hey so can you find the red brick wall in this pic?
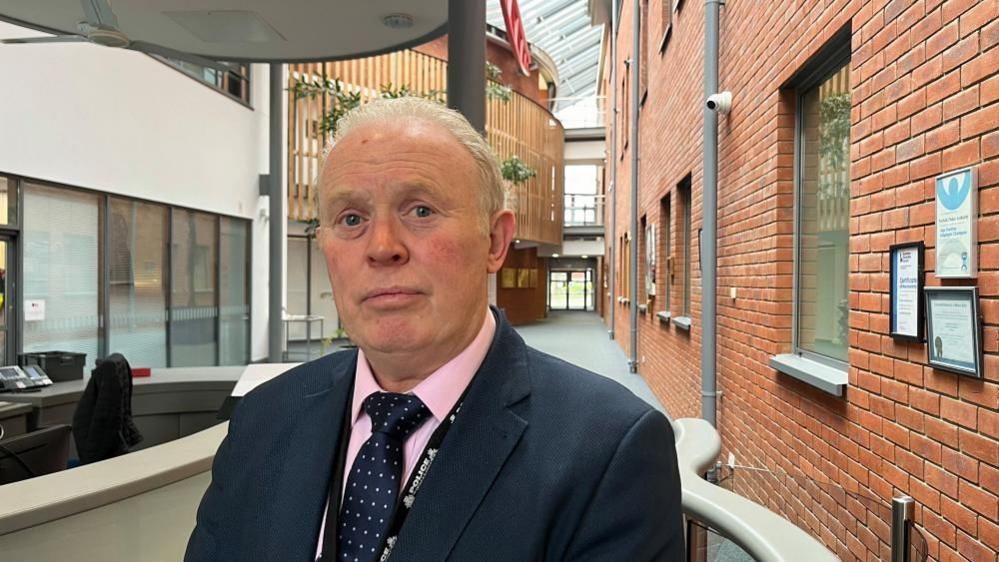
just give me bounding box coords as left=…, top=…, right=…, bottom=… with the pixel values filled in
left=605, top=0, right=997, bottom=560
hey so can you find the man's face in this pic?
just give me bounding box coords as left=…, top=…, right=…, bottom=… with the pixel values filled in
left=317, top=120, right=512, bottom=370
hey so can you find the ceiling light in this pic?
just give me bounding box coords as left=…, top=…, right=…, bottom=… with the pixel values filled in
left=383, top=13, right=414, bottom=29
left=552, top=253, right=560, bottom=258
left=515, top=239, right=521, bottom=244
left=581, top=255, right=588, bottom=259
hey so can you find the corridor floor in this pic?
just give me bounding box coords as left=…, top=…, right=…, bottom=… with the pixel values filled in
left=287, top=310, right=666, bottom=417
left=513, top=311, right=667, bottom=417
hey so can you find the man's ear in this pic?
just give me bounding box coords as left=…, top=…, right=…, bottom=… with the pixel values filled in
left=486, top=210, right=516, bottom=273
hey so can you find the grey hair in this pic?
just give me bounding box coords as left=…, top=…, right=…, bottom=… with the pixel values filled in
left=318, top=96, right=505, bottom=226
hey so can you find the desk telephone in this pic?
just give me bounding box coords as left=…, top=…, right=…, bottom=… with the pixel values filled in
left=0, top=365, right=54, bottom=392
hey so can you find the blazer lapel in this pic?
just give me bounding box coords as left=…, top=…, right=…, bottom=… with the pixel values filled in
left=389, top=311, right=531, bottom=561
left=259, top=352, right=356, bottom=560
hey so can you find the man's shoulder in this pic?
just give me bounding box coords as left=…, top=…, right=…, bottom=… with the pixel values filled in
left=520, top=346, right=656, bottom=420
left=237, top=350, right=356, bottom=413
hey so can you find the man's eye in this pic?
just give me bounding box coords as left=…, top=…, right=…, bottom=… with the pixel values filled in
left=340, top=213, right=363, bottom=227
left=411, top=205, right=434, bottom=218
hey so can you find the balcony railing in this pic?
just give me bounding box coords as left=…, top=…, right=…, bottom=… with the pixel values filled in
left=549, top=96, right=606, bottom=130
left=287, top=53, right=564, bottom=246
left=564, top=193, right=604, bottom=227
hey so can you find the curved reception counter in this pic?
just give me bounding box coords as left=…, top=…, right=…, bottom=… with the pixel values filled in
left=0, top=368, right=839, bottom=562
left=0, top=366, right=271, bottom=561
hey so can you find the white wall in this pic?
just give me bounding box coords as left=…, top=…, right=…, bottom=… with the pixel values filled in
left=0, top=21, right=277, bottom=361
left=564, top=139, right=606, bottom=163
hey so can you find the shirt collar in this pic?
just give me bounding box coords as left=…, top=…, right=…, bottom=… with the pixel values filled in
left=351, top=308, right=496, bottom=424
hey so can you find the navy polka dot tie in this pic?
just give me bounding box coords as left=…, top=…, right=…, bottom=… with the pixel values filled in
left=336, top=392, right=431, bottom=562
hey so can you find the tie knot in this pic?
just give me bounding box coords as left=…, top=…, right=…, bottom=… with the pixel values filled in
left=362, top=392, right=431, bottom=440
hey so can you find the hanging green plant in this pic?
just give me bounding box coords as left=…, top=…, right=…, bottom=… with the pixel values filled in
left=485, top=62, right=513, bottom=102
left=501, top=155, right=537, bottom=185
left=291, top=77, right=362, bottom=136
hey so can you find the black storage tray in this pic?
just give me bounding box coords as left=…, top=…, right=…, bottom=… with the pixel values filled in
left=19, top=351, right=86, bottom=382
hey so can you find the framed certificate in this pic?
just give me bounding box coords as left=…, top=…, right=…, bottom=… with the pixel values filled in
left=934, top=167, right=977, bottom=278
left=924, top=287, right=982, bottom=378
left=889, top=242, right=924, bottom=342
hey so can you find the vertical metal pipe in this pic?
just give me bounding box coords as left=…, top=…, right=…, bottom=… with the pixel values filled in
left=891, top=495, right=914, bottom=562
left=608, top=0, right=618, bottom=339
left=268, top=63, right=285, bottom=363
left=99, top=195, right=110, bottom=361
left=447, top=0, right=486, bottom=132
left=701, top=0, right=722, bottom=425
left=628, top=0, right=640, bottom=373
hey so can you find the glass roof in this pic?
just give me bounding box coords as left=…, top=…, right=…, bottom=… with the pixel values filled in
left=486, top=0, right=604, bottom=101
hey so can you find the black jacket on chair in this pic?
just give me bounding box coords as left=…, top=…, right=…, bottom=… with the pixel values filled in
left=72, top=353, right=143, bottom=464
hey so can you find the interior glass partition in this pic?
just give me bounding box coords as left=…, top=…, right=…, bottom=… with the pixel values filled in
left=219, top=217, right=249, bottom=365
left=108, top=198, right=169, bottom=367
left=22, top=184, right=102, bottom=369
left=169, top=210, right=218, bottom=367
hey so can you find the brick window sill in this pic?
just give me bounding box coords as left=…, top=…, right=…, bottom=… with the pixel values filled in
left=770, top=353, right=847, bottom=397
left=672, top=316, right=692, bottom=331
left=656, top=310, right=671, bottom=324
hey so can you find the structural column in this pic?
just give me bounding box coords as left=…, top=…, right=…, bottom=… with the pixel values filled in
left=447, top=0, right=486, bottom=132
left=268, top=63, right=285, bottom=362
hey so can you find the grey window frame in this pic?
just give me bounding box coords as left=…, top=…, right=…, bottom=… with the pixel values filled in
left=10, top=174, right=252, bottom=367
left=790, top=33, right=851, bottom=371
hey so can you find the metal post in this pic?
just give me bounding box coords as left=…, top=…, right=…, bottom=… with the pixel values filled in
left=891, top=495, right=914, bottom=562
left=701, top=0, right=723, bottom=425
left=608, top=0, right=618, bottom=340
left=268, top=63, right=285, bottom=363
left=447, top=0, right=486, bottom=132
left=628, top=0, right=640, bottom=374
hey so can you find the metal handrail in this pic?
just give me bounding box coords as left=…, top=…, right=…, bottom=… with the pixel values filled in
left=674, top=418, right=840, bottom=562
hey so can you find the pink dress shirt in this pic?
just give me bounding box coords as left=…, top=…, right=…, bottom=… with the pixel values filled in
left=315, top=309, right=496, bottom=558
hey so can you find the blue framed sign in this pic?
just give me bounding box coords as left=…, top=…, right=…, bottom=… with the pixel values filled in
left=924, top=287, right=982, bottom=378
left=935, top=167, right=977, bottom=278
left=890, top=242, right=924, bottom=342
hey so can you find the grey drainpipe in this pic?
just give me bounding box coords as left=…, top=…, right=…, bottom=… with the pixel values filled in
left=702, top=0, right=723, bottom=425
left=628, top=0, right=640, bottom=373
left=608, top=0, right=618, bottom=340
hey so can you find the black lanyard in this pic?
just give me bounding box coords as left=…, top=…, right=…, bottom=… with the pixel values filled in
left=319, top=393, right=466, bottom=561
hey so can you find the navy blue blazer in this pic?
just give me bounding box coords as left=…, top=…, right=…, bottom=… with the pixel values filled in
left=186, top=311, right=683, bottom=561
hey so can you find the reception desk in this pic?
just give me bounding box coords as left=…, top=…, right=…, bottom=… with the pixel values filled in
left=0, top=402, right=32, bottom=439
left=0, top=367, right=258, bottom=561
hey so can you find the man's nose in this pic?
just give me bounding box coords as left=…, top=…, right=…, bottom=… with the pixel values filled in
left=366, top=216, right=409, bottom=265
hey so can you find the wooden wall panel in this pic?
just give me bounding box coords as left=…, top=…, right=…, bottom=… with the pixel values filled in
left=287, top=52, right=564, bottom=246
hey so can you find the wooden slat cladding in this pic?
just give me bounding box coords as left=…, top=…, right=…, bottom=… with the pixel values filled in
left=287, top=51, right=564, bottom=246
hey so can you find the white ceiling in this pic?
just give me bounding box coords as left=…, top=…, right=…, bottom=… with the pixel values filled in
left=0, top=0, right=449, bottom=61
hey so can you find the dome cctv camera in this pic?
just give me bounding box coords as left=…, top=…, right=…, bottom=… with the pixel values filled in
left=706, top=91, right=732, bottom=114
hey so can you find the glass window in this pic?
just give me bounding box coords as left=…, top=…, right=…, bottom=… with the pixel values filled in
left=796, top=63, right=850, bottom=363
left=0, top=176, right=16, bottom=225
left=219, top=217, right=249, bottom=365
left=108, top=198, right=169, bottom=367
left=564, top=165, right=602, bottom=226
left=155, top=58, right=251, bottom=104
left=678, top=176, right=691, bottom=316
left=170, top=210, right=218, bottom=367
left=23, top=184, right=101, bottom=369
left=660, top=194, right=671, bottom=313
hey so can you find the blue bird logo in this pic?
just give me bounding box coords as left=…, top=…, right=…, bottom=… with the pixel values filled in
left=937, top=174, right=970, bottom=211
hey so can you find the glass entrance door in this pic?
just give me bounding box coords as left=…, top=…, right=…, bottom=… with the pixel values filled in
left=549, top=269, right=595, bottom=311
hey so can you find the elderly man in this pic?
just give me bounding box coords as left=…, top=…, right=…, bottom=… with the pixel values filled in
left=186, top=97, right=683, bottom=561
